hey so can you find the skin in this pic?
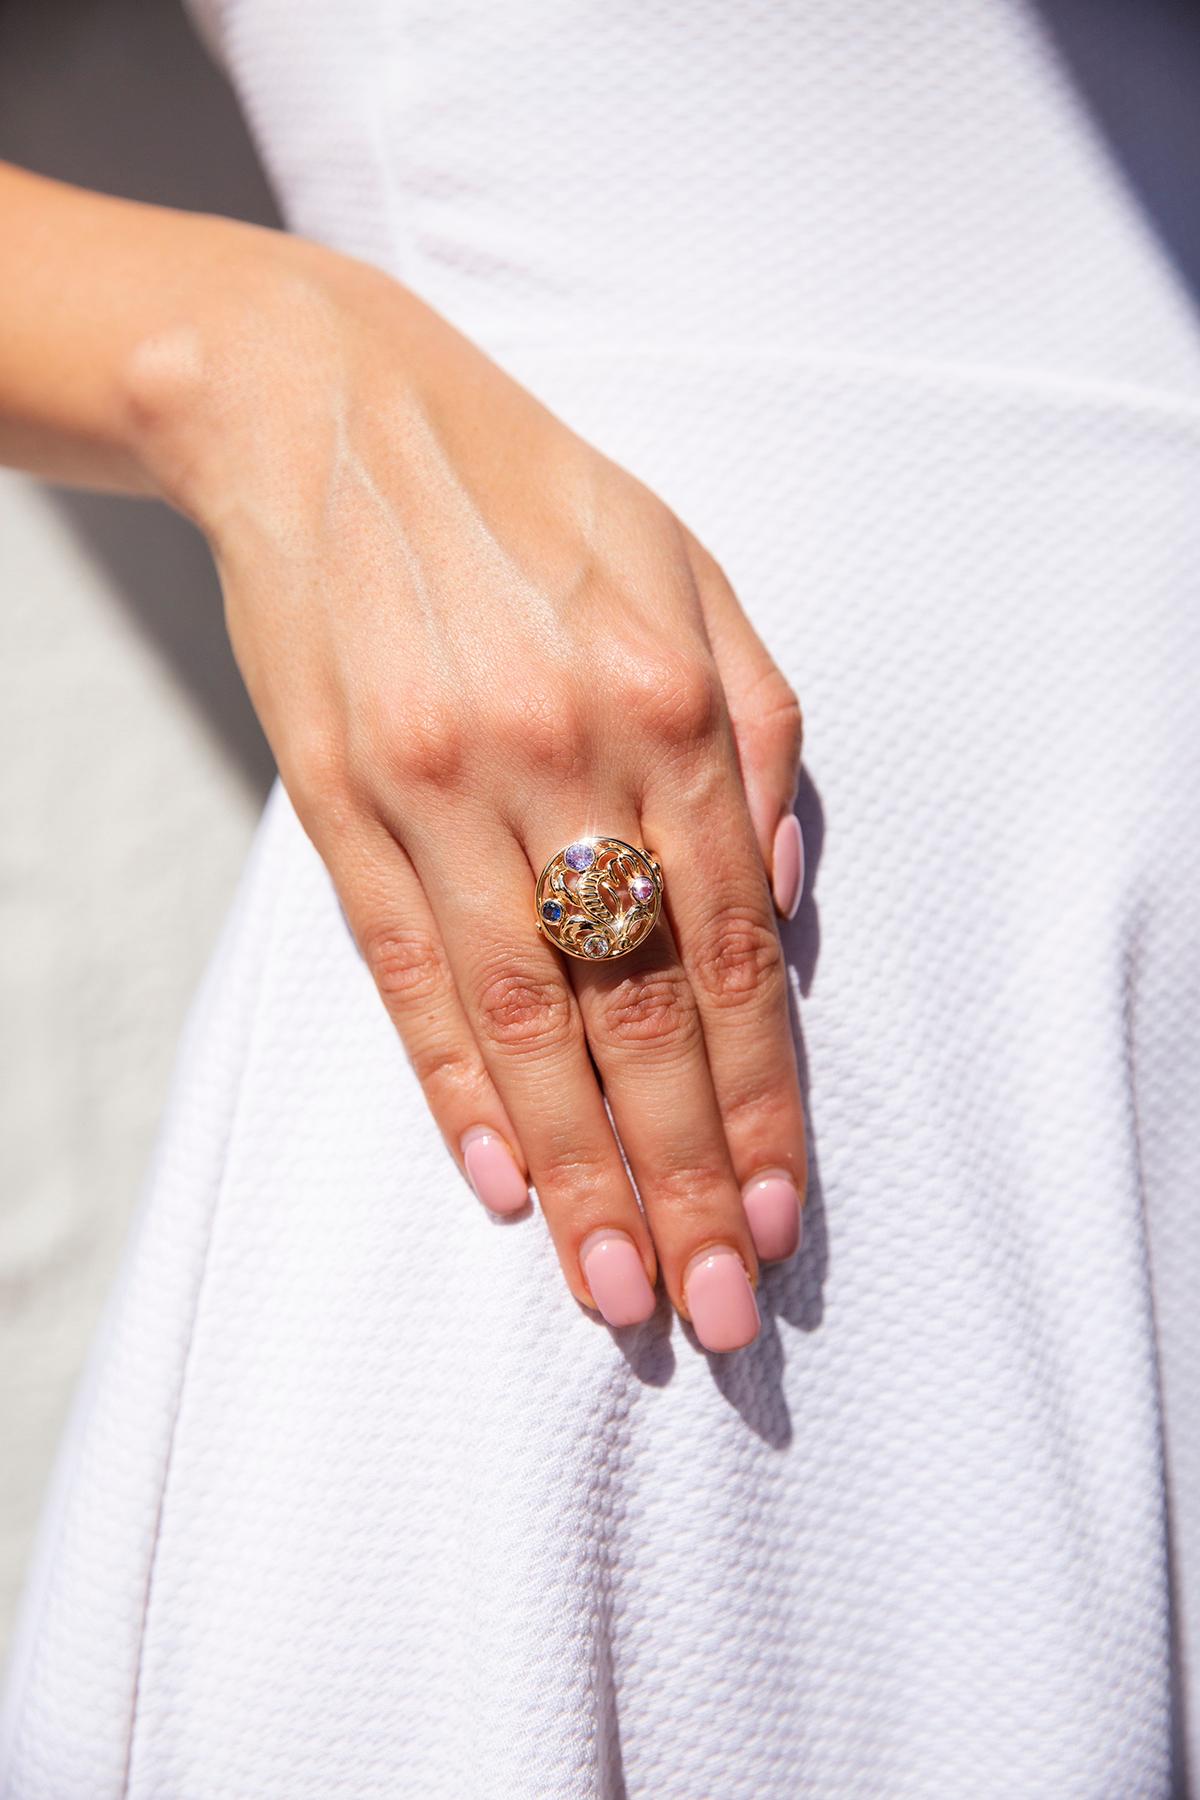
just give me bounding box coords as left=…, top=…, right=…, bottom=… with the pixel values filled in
left=0, top=161, right=807, bottom=1342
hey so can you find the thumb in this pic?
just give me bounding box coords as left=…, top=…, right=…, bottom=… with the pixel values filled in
left=684, top=529, right=806, bottom=921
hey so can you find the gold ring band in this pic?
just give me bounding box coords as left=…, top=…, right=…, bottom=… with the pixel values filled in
left=534, top=835, right=664, bottom=961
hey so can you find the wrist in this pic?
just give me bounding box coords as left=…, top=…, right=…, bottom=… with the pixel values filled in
left=119, top=222, right=370, bottom=534
left=0, top=165, right=347, bottom=505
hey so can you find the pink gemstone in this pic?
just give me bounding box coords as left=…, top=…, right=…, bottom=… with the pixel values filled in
left=630, top=875, right=655, bottom=904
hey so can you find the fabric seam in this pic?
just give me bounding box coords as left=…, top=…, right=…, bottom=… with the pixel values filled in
left=477, top=335, right=1200, bottom=430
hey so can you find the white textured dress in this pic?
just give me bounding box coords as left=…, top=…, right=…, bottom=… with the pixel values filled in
left=4, top=3, right=1200, bottom=1795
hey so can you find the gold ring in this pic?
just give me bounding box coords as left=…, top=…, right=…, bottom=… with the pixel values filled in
left=534, top=835, right=664, bottom=961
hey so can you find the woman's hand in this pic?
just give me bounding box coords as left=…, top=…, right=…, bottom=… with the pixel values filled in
left=128, top=237, right=808, bottom=1352
left=0, top=168, right=807, bottom=1352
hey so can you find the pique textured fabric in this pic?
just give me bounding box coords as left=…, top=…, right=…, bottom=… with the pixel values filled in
left=5, top=2, right=1200, bottom=1795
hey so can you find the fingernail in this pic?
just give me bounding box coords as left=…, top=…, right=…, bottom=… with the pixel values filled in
left=742, top=1169, right=803, bottom=1262
left=461, top=1126, right=529, bottom=1216
left=579, top=1229, right=657, bottom=1327
left=772, top=813, right=805, bottom=920
left=683, top=1247, right=760, bottom=1353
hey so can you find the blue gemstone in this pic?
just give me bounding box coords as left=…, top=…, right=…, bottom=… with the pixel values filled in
left=541, top=899, right=564, bottom=923
left=565, top=841, right=595, bottom=872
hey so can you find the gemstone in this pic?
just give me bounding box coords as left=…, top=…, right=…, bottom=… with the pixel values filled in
left=564, top=841, right=595, bottom=872
left=630, top=875, right=655, bottom=905
left=541, top=899, right=564, bottom=923
left=583, top=933, right=609, bottom=958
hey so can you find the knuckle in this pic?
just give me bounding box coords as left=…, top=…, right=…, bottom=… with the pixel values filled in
left=626, top=652, right=724, bottom=750
left=651, top=1157, right=735, bottom=1216
left=719, top=1072, right=794, bottom=1137
left=751, top=669, right=804, bottom=761
left=760, top=672, right=804, bottom=752
left=407, top=1037, right=482, bottom=1096
left=532, top=1144, right=618, bottom=1204
left=691, top=908, right=785, bottom=1009
left=289, top=727, right=353, bottom=822
left=360, top=923, right=449, bottom=1011
left=591, top=964, right=701, bottom=1054
left=684, top=529, right=726, bottom=589
left=372, top=687, right=467, bottom=789
left=491, top=688, right=589, bottom=782
left=472, top=959, right=574, bottom=1054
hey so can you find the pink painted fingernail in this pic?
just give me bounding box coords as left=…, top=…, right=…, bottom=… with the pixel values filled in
left=461, top=1127, right=529, bottom=1216
left=683, top=1247, right=760, bottom=1353
left=579, top=1229, right=657, bottom=1327
left=742, top=1169, right=803, bottom=1262
left=772, top=813, right=805, bottom=920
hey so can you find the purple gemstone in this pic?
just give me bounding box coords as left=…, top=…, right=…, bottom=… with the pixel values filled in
left=630, top=875, right=655, bottom=905
left=565, top=841, right=595, bottom=872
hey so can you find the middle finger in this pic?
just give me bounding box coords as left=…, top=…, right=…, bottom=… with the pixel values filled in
left=545, top=818, right=763, bottom=1353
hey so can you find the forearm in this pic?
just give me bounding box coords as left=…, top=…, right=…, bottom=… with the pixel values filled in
left=0, top=158, right=560, bottom=551
left=0, top=161, right=285, bottom=498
